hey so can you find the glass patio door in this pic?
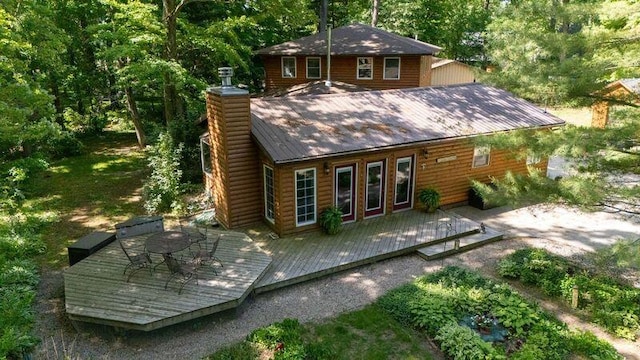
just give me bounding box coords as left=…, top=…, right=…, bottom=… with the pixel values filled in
left=393, top=156, right=414, bottom=211
left=335, top=164, right=356, bottom=222
left=365, top=160, right=386, bottom=217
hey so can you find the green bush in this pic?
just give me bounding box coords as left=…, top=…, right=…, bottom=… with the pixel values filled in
left=410, top=288, right=459, bottom=335
left=47, top=131, right=84, bottom=159
left=566, top=331, right=622, bottom=360
left=501, top=248, right=640, bottom=341
left=418, top=188, right=441, bottom=212
left=319, top=206, right=343, bottom=235
left=142, top=132, right=186, bottom=214
left=434, top=322, right=500, bottom=360
left=376, top=283, right=422, bottom=326
left=489, top=291, right=540, bottom=337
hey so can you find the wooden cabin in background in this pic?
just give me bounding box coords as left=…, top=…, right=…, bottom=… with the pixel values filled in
left=202, top=69, right=564, bottom=236
left=255, top=23, right=441, bottom=92
left=591, top=78, right=640, bottom=128
left=430, top=57, right=477, bottom=86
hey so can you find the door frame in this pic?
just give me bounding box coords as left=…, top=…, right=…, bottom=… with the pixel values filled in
left=393, top=155, right=415, bottom=211
left=334, top=163, right=357, bottom=222
left=364, top=159, right=386, bottom=218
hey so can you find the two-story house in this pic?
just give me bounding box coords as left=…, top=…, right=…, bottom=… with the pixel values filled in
left=255, top=23, right=441, bottom=92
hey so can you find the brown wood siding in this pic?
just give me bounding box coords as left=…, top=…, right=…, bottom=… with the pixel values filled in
left=206, top=91, right=262, bottom=229
left=431, top=63, right=476, bottom=86
left=272, top=138, right=546, bottom=236
left=263, top=55, right=427, bottom=92
left=419, top=56, right=433, bottom=86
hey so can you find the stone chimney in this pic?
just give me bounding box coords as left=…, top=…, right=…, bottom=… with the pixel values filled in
left=206, top=68, right=262, bottom=229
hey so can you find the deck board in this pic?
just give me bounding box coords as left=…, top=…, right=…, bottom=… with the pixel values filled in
left=64, top=209, right=489, bottom=331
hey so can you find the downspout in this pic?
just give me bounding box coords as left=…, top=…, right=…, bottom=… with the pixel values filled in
left=325, top=25, right=332, bottom=88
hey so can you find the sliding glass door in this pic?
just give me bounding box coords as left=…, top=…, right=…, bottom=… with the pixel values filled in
left=393, top=156, right=414, bottom=211
left=335, top=164, right=356, bottom=222
left=365, top=160, right=386, bottom=217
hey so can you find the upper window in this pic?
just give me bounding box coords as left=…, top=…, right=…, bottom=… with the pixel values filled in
left=306, top=57, right=321, bottom=79
left=264, top=165, right=275, bottom=223
left=472, top=146, right=491, bottom=168
left=200, top=136, right=212, bottom=174
left=357, top=57, right=373, bottom=80
left=295, top=168, right=316, bottom=226
left=383, top=57, right=401, bottom=80
left=281, top=57, right=296, bottom=78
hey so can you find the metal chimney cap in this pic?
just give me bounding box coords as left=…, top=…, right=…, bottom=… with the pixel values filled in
left=218, top=67, right=233, bottom=87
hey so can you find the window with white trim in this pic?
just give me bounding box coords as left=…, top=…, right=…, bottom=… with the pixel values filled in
left=295, top=168, right=316, bottom=226
left=306, top=57, right=321, bottom=79
left=281, top=56, right=296, bottom=78
left=472, top=146, right=491, bottom=168
left=357, top=57, right=373, bottom=79
left=264, top=165, right=275, bottom=223
left=526, top=154, right=541, bottom=165
left=200, top=136, right=212, bottom=174
left=383, top=57, right=400, bottom=80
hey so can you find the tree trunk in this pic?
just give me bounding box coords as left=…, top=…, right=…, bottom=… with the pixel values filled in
left=371, top=0, right=380, bottom=27
left=319, top=0, right=328, bottom=33
left=125, top=86, right=146, bottom=149
left=163, top=0, right=178, bottom=125
left=50, top=76, right=65, bottom=128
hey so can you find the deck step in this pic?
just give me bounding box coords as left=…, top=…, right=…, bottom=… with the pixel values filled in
left=416, top=226, right=504, bottom=260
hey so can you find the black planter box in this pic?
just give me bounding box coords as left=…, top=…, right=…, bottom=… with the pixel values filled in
left=468, top=186, right=499, bottom=210
left=68, top=231, right=116, bottom=266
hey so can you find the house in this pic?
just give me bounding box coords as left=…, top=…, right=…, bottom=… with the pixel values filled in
left=201, top=69, right=565, bottom=236
left=430, top=57, right=477, bottom=86
left=591, top=78, right=640, bottom=128
left=255, top=23, right=441, bottom=92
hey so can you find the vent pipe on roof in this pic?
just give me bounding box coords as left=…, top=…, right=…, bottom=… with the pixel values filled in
left=219, top=67, right=233, bottom=87
left=325, top=26, right=332, bottom=88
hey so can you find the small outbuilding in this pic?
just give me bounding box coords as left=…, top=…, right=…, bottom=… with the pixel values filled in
left=591, top=78, right=640, bottom=128
left=430, top=57, right=477, bottom=86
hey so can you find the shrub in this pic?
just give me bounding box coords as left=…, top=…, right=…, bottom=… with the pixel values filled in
left=566, top=331, right=623, bottom=360
left=435, top=322, right=500, bottom=360
left=376, top=283, right=422, bottom=326
left=319, top=206, right=343, bottom=235
left=47, top=131, right=84, bottom=159
left=410, top=288, right=459, bottom=335
left=142, top=132, right=186, bottom=214
left=489, top=291, right=540, bottom=337
left=418, top=188, right=440, bottom=212
left=498, top=248, right=568, bottom=296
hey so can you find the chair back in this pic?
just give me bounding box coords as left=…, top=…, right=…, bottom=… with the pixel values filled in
left=210, top=236, right=220, bottom=254
left=119, top=240, right=135, bottom=262
left=164, top=254, right=181, bottom=274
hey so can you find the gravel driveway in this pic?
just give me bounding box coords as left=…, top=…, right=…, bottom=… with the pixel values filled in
left=33, top=204, right=640, bottom=359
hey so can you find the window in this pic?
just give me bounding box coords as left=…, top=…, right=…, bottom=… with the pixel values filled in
left=200, top=136, right=212, bottom=174
left=295, top=168, right=316, bottom=226
left=472, top=146, right=491, bottom=168
left=264, top=165, right=275, bottom=223
left=526, top=154, right=541, bottom=165
left=393, top=156, right=413, bottom=210
left=306, top=57, right=321, bottom=79
left=281, top=57, right=296, bottom=78
left=383, top=57, right=400, bottom=80
left=357, top=57, right=373, bottom=79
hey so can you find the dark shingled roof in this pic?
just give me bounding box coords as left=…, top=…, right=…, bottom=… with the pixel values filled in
left=250, top=83, right=565, bottom=164
left=255, top=23, right=441, bottom=56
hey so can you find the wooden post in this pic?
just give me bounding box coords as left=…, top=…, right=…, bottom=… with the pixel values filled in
left=571, top=285, right=579, bottom=309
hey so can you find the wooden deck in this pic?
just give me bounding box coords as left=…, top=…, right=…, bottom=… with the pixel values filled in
left=250, top=209, right=480, bottom=293
left=64, top=209, right=487, bottom=331
left=64, top=230, right=272, bottom=331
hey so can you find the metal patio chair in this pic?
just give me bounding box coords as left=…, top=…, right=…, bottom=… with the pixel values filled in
left=189, top=234, right=223, bottom=275
left=119, top=239, right=153, bottom=282
left=163, top=254, right=200, bottom=294
left=179, top=219, right=207, bottom=244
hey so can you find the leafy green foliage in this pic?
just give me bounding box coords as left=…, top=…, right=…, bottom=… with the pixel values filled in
left=435, top=322, right=501, bottom=360
left=142, top=132, right=185, bottom=214
left=500, top=248, right=640, bottom=340
left=319, top=206, right=343, bottom=235
left=418, top=188, right=441, bottom=212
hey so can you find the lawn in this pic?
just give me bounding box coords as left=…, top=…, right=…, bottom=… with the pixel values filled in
left=25, top=131, right=147, bottom=267
left=547, top=106, right=592, bottom=127
left=208, top=306, right=439, bottom=360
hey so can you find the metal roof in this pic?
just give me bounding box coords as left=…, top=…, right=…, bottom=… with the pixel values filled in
left=620, top=78, right=640, bottom=95
left=250, top=83, right=565, bottom=164
left=255, top=23, right=441, bottom=56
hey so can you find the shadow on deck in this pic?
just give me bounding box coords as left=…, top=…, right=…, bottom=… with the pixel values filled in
left=64, top=209, right=501, bottom=331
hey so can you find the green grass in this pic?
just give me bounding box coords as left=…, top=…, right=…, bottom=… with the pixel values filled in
left=24, top=131, right=147, bottom=267
left=208, top=306, right=437, bottom=360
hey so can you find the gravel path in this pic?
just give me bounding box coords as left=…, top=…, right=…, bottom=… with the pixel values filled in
left=33, top=205, right=640, bottom=359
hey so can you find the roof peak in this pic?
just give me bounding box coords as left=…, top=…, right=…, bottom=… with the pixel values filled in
left=255, top=23, right=441, bottom=56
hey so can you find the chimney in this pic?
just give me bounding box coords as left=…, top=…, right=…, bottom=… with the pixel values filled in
left=205, top=68, right=262, bottom=229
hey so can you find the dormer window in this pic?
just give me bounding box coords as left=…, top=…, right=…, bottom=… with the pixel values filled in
left=357, top=57, right=373, bottom=80
left=383, top=57, right=401, bottom=80
left=282, top=57, right=296, bottom=78
left=306, top=57, right=321, bottom=79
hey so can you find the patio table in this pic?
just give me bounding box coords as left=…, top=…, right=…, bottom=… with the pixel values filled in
left=146, top=231, right=191, bottom=268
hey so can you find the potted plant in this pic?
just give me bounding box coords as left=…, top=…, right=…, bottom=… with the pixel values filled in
left=418, top=188, right=441, bottom=213
left=320, top=206, right=343, bottom=235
